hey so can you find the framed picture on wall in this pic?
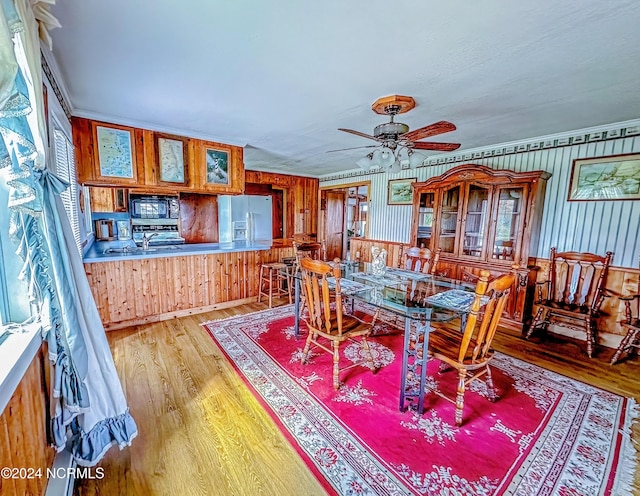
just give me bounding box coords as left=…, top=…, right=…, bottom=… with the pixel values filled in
left=94, top=124, right=135, bottom=179
left=156, top=134, right=188, bottom=184
left=388, top=178, right=416, bottom=205
left=568, top=153, right=640, bottom=201
left=205, top=147, right=230, bottom=185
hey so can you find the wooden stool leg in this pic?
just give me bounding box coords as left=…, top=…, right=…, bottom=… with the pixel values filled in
left=268, top=267, right=273, bottom=308
left=257, top=265, right=265, bottom=303
left=286, top=268, right=292, bottom=304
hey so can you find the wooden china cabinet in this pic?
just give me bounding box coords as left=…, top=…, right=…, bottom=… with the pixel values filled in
left=410, top=164, right=551, bottom=331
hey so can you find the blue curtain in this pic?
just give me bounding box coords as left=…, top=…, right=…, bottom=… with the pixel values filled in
left=0, top=0, right=137, bottom=466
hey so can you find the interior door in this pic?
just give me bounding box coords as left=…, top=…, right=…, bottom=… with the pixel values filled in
left=325, top=190, right=345, bottom=260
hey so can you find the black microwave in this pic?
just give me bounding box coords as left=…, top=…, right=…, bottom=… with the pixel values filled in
left=129, top=195, right=180, bottom=219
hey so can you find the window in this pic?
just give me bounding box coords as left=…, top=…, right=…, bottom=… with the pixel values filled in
left=0, top=169, right=32, bottom=325
left=53, top=127, right=82, bottom=255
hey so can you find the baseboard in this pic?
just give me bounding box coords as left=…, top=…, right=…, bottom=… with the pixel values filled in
left=103, top=296, right=258, bottom=331
left=45, top=450, right=75, bottom=496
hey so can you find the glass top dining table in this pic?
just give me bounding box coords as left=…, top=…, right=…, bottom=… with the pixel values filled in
left=290, top=261, right=477, bottom=413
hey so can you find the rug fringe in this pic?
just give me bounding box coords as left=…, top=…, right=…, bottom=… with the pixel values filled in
left=200, top=304, right=294, bottom=327
left=612, top=397, right=639, bottom=496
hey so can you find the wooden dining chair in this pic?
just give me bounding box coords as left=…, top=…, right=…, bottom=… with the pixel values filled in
left=427, top=270, right=515, bottom=426
left=299, top=257, right=377, bottom=390
left=399, top=246, right=440, bottom=274
left=525, top=248, right=613, bottom=358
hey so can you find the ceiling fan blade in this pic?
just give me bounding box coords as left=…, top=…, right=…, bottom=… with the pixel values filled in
left=412, top=141, right=461, bottom=151
left=402, top=121, right=457, bottom=142
left=338, top=128, right=381, bottom=141
left=326, top=145, right=378, bottom=153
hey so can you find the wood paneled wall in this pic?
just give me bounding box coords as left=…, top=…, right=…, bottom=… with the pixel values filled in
left=245, top=170, right=318, bottom=239
left=85, top=247, right=294, bottom=329
left=349, top=238, right=405, bottom=267
left=0, top=347, right=53, bottom=496
left=179, top=193, right=219, bottom=243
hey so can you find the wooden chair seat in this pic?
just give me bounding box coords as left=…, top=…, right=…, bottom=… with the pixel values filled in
left=312, top=313, right=372, bottom=340
left=543, top=301, right=591, bottom=315
left=427, top=327, right=481, bottom=364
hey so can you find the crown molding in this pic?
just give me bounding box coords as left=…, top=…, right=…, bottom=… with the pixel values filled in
left=41, top=48, right=73, bottom=119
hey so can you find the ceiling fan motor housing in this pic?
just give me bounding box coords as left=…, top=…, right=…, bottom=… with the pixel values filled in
left=374, top=121, right=410, bottom=139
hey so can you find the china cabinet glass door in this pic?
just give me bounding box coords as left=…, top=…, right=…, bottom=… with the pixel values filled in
left=491, top=186, right=525, bottom=261
left=462, top=184, right=490, bottom=258
left=437, top=186, right=460, bottom=254
left=417, top=191, right=435, bottom=248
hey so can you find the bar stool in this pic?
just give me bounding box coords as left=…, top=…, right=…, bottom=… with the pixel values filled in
left=258, top=262, right=292, bottom=308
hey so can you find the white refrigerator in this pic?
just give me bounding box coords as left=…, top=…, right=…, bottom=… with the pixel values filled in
left=218, top=195, right=273, bottom=243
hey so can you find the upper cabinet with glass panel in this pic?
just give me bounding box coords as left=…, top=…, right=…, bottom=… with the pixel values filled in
left=416, top=191, right=435, bottom=248
left=437, top=185, right=461, bottom=254
left=410, top=164, right=551, bottom=269
left=461, top=184, right=490, bottom=258
left=492, top=186, right=526, bottom=261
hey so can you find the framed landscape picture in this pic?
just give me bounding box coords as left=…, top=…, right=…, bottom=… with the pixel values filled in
left=388, top=178, right=416, bottom=205
left=205, top=147, right=230, bottom=185
left=568, top=153, right=640, bottom=201
left=157, top=134, right=188, bottom=184
left=94, top=124, right=135, bottom=179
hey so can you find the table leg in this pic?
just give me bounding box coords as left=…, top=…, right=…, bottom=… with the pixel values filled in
left=417, top=308, right=432, bottom=414
left=294, top=276, right=300, bottom=339
left=399, top=316, right=412, bottom=412
left=399, top=309, right=432, bottom=414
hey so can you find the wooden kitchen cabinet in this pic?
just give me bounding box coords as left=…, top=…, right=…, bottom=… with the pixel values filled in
left=89, top=187, right=128, bottom=213
left=191, top=139, right=245, bottom=194
left=73, top=117, right=245, bottom=194
left=74, top=119, right=144, bottom=186
left=410, top=164, right=551, bottom=330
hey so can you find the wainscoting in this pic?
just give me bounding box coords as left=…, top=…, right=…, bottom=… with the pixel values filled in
left=84, top=247, right=294, bottom=329
left=0, top=346, right=53, bottom=496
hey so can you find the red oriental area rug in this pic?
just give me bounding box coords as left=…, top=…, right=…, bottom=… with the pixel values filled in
left=202, top=306, right=638, bottom=496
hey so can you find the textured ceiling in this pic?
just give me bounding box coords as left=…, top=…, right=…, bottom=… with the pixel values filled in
left=48, top=0, right=640, bottom=177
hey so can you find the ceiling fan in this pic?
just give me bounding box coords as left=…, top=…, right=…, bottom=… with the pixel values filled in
left=333, top=95, right=461, bottom=171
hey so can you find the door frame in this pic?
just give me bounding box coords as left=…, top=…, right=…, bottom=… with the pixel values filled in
left=320, top=180, right=370, bottom=258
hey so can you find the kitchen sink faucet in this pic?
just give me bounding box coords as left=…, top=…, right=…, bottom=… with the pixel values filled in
left=141, top=232, right=159, bottom=250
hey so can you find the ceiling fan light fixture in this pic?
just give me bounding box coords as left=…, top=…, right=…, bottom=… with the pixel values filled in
left=356, top=153, right=374, bottom=170
left=408, top=149, right=426, bottom=168
left=378, top=146, right=396, bottom=168
left=388, top=157, right=402, bottom=173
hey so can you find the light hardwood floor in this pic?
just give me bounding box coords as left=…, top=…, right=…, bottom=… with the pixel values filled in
left=75, top=300, right=640, bottom=496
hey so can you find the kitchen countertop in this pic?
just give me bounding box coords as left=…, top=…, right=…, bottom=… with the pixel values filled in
left=83, top=239, right=274, bottom=263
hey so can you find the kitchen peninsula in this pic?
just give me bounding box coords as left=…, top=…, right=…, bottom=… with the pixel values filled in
left=84, top=239, right=294, bottom=330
